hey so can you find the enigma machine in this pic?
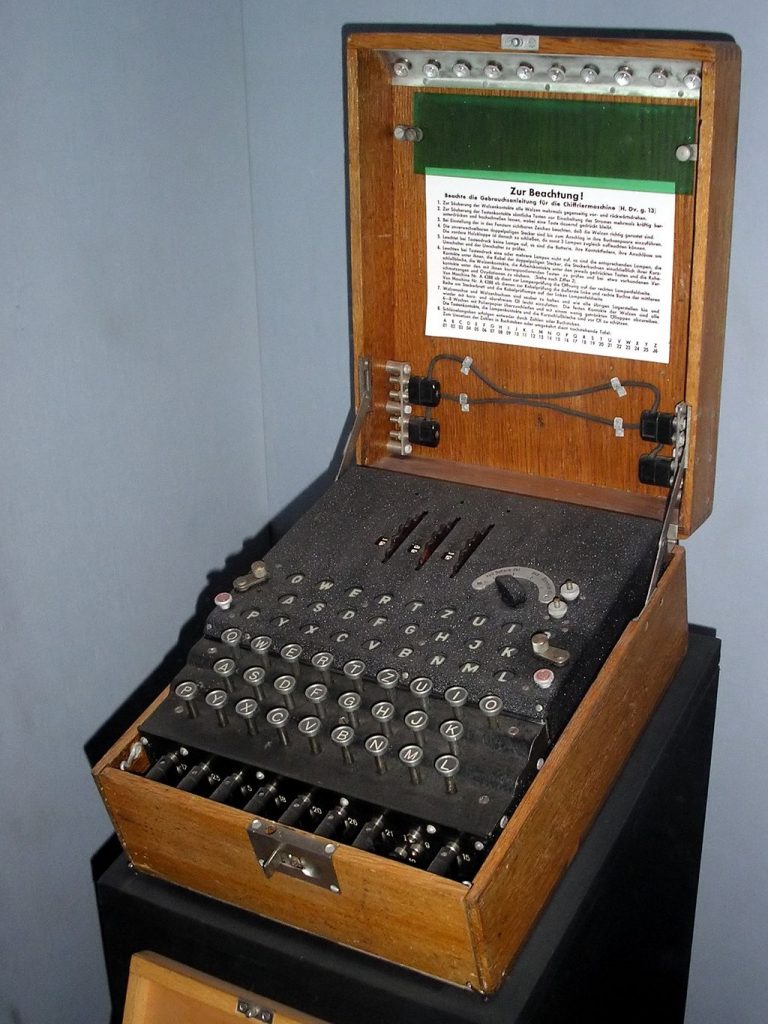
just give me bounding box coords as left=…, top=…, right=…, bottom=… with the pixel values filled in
left=95, top=30, right=740, bottom=994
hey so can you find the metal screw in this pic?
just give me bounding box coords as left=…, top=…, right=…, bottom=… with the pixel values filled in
left=683, top=69, right=702, bottom=90
left=581, top=63, right=599, bottom=83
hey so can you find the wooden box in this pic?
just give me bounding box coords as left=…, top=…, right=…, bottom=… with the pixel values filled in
left=122, top=952, right=327, bottom=1024
left=95, top=30, right=739, bottom=995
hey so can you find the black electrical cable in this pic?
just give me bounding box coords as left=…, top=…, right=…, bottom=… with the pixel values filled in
left=441, top=394, right=643, bottom=430
left=425, top=353, right=661, bottom=431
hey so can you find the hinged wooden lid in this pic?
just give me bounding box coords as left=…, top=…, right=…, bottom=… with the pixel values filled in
left=346, top=31, right=740, bottom=535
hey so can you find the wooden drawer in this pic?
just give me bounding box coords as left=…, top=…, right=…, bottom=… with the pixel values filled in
left=122, top=952, right=327, bottom=1024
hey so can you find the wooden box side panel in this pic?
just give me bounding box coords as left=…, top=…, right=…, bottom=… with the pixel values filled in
left=347, top=34, right=729, bottom=63
left=466, top=546, right=688, bottom=992
left=122, top=951, right=327, bottom=1024
left=347, top=34, right=738, bottom=530
left=347, top=41, right=395, bottom=462
left=96, top=766, right=479, bottom=989
left=682, top=43, right=741, bottom=534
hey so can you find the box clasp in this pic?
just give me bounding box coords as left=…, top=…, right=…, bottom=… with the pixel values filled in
left=247, top=818, right=341, bottom=893
left=236, top=999, right=274, bottom=1021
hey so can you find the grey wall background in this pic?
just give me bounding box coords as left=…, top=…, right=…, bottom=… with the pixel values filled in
left=1, top=1, right=764, bottom=1022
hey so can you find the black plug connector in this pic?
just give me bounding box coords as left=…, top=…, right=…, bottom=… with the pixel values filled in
left=640, top=410, right=678, bottom=445
left=408, top=417, right=440, bottom=448
left=638, top=453, right=674, bottom=488
left=407, top=376, right=441, bottom=408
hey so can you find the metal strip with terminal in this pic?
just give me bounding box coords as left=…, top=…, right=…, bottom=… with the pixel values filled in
left=336, top=355, right=372, bottom=480
left=645, top=402, right=690, bottom=604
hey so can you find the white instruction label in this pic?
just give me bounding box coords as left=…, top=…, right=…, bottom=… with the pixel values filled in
left=425, top=173, right=675, bottom=363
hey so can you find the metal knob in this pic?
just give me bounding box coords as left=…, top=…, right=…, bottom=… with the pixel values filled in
left=399, top=743, right=424, bottom=784
left=452, top=60, right=471, bottom=78
left=560, top=580, right=580, bottom=602
left=533, top=667, right=555, bottom=690
left=175, top=681, right=199, bottom=718
left=422, top=59, right=441, bottom=79
left=235, top=697, right=259, bottom=735
left=614, top=65, right=633, bottom=87
left=547, top=597, right=568, bottom=620
left=548, top=63, right=565, bottom=82
left=683, top=69, right=702, bottom=90
left=445, top=685, right=468, bottom=717
left=213, top=657, right=236, bottom=692
left=516, top=61, right=534, bottom=81
left=311, top=651, right=334, bottom=675
left=370, top=700, right=395, bottom=736
left=434, top=753, right=460, bottom=794
left=409, top=677, right=433, bottom=710
left=439, top=719, right=464, bottom=756
left=392, top=57, right=411, bottom=77
left=280, top=643, right=302, bottom=666
left=404, top=709, right=429, bottom=746
left=338, top=691, right=362, bottom=728
left=205, top=688, right=229, bottom=728
left=479, top=693, right=503, bottom=728
left=343, top=659, right=366, bottom=693
left=305, top=682, right=329, bottom=718
left=214, top=592, right=233, bottom=611
left=331, top=725, right=355, bottom=764
left=649, top=66, right=668, bottom=87
left=531, top=632, right=550, bottom=655
left=250, top=635, right=272, bottom=665
left=483, top=61, right=502, bottom=80
left=266, top=706, right=290, bottom=746
left=243, top=665, right=265, bottom=699
left=273, top=674, right=297, bottom=710
left=297, top=715, right=322, bottom=755
left=365, top=734, right=389, bottom=774
left=580, top=63, right=599, bottom=83
left=376, top=667, right=400, bottom=693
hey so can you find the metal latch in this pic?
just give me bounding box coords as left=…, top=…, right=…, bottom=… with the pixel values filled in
left=248, top=819, right=341, bottom=893
left=236, top=1000, right=273, bottom=1021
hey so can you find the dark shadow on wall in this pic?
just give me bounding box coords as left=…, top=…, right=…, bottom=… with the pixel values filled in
left=84, top=523, right=271, bottom=771
left=84, top=442, right=354, bottom=1019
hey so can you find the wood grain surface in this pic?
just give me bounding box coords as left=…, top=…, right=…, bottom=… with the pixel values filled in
left=347, top=35, right=740, bottom=535
left=122, top=951, right=327, bottom=1024
left=465, top=546, right=688, bottom=992
left=98, top=763, right=479, bottom=988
